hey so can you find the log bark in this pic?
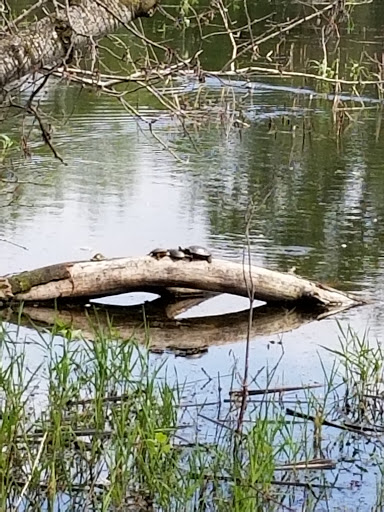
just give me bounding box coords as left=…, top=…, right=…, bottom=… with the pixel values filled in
left=0, top=0, right=157, bottom=88
left=0, top=255, right=364, bottom=309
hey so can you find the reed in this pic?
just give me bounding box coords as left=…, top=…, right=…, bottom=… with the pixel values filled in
left=0, top=315, right=383, bottom=510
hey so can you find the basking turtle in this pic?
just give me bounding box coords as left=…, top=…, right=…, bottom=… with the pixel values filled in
left=91, top=253, right=105, bottom=261
left=183, top=245, right=212, bottom=263
left=168, top=248, right=189, bottom=260
left=174, top=347, right=209, bottom=358
left=0, top=169, right=18, bottom=183
left=150, top=347, right=165, bottom=355
left=149, top=247, right=169, bottom=260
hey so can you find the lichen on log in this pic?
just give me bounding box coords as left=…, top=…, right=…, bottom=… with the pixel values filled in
left=7, top=264, right=73, bottom=294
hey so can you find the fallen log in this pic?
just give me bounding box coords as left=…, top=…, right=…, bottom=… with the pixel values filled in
left=0, top=255, right=365, bottom=309
left=0, top=0, right=157, bottom=88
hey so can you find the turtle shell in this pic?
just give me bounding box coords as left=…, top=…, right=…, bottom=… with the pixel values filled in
left=184, top=245, right=212, bottom=262
left=169, top=248, right=186, bottom=260
left=91, top=253, right=105, bottom=261
left=149, top=248, right=169, bottom=259
left=174, top=347, right=209, bottom=358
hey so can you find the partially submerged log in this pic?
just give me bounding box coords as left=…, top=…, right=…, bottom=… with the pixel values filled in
left=0, top=255, right=365, bottom=310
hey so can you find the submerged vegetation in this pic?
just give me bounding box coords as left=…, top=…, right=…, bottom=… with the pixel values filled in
left=0, top=316, right=382, bottom=510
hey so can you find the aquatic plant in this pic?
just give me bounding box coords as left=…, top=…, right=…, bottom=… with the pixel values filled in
left=0, top=314, right=383, bottom=510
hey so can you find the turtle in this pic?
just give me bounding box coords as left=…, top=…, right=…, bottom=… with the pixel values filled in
left=91, top=252, right=106, bottom=261
left=183, top=245, right=212, bottom=263
left=168, top=248, right=189, bottom=260
left=174, top=347, right=209, bottom=358
left=0, top=169, right=18, bottom=183
left=149, top=247, right=169, bottom=259
left=150, top=347, right=165, bottom=355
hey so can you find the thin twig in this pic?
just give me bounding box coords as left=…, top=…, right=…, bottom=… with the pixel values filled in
left=286, top=407, right=384, bottom=434
left=205, top=65, right=384, bottom=87
left=222, top=1, right=338, bottom=71
left=230, top=383, right=322, bottom=398
left=13, top=432, right=47, bottom=511
left=275, top=458, right=336, bottom=471
left=270, top=480, right=344, bottom=490
left=0, top=238, right=28, bottom=250
left=236, top=187, right=274, bottom=433
left=217, top=0, right=237, bottom=73
left=10, top=101, right=65, bottom=164
left=10, top=0, right=47, bottom=29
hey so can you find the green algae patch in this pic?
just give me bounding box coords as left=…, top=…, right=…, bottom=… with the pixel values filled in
left=8, top=264, right=72, bottom=294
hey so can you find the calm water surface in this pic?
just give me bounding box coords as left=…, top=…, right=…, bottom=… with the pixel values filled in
left=3, top=1, right=384, bottom=508
left=1, top=74, right=383, bottom=403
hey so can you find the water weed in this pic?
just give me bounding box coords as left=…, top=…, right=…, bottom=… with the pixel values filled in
left=0, top=314, right=382, bottom=510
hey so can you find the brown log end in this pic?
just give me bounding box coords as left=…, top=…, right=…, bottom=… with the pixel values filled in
left=0, top=278, right=13, bottom=301
left=7, top=263, right=73, bottom=294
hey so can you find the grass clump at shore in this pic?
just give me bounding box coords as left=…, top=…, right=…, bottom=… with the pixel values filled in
left=0, top=318, right=383, bottom=511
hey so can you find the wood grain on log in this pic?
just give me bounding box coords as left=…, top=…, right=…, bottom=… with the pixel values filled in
left=0, top=256, right=364, bottom=309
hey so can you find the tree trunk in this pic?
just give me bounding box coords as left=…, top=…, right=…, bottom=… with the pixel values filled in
left=0, top=255, right=364, bottom=310
left=0, top=0, right=157, bottom=88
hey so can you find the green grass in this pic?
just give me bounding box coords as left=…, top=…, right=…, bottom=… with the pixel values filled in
left=0, top=315, right=383, bottom=511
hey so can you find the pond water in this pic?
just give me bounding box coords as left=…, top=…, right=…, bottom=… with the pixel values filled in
left=3, top=1, right=384, bottom=509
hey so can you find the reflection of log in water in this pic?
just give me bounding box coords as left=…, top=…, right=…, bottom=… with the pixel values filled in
left=2, top=298, right=329, bottom=352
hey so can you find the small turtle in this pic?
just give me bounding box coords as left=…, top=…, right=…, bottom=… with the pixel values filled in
left=150, top=347, right=165, bottom=355
left=149, top=247, right=169, bottom=259
left=183, top=245, right=212, bottom=263
left=174, top=347, right=209, bottom=358
left=168, top=248, right=189, bottom=260
left=91, top=252, right=105, bottom=261
left=0, top=169, right=18, bottom=183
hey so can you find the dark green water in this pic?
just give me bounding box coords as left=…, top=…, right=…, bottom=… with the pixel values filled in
left=3, top=1, right=384, bottom=510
